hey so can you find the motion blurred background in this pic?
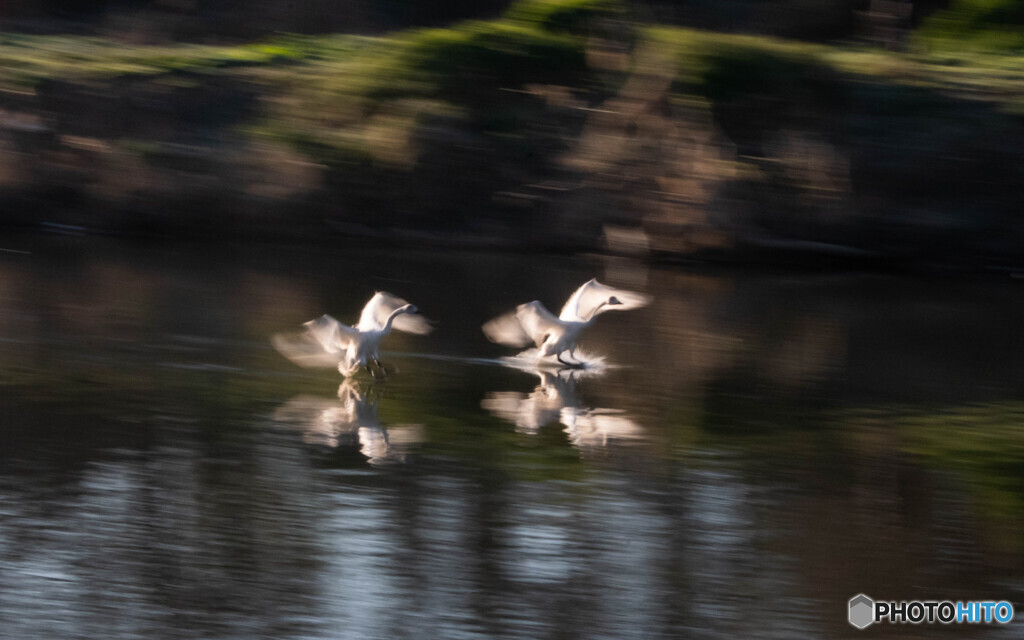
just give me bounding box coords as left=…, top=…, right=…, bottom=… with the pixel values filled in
left=0, top=0, right=1021, bottom=266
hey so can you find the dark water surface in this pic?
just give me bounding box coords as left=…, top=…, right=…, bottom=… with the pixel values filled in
left=1, top=237, right=1022, bottom=639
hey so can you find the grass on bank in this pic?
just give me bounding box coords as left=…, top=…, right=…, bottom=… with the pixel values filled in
left=1, top=0, right=1022, bottom=132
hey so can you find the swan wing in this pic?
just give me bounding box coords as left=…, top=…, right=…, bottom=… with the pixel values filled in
left=356, top=292, right=405, bottom=332
left=271, top=314, right=358, bottom=369
left=305, top=314, right=359, bottom=352
left=391, top=312, right=433, bottom=335
left=515, top=301, right=564, bottom=348
left=356, top=291, right=433, bottom=334
left=482, top=310, right=532, bottom=347
left=482, top=301, right=562, bottom=348
left=558, top=279, right=652, bottom=322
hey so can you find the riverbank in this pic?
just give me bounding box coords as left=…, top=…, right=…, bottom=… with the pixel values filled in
left=1, top=0, right=1022, bottom=267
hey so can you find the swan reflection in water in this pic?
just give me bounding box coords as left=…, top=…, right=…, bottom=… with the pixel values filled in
left=273, top=380, right=424, bottom=464
left=482, top=366, right=644, bottom=451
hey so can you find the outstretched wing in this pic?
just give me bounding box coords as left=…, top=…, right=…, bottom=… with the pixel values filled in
left=482, top=310, right=532, bottom=347
left=356, top=291, right=433, bottom=335
left=558, top=279, right=651, bottom=322
left=306, top=314, right=358, bottom=353
left=515, top=301, right=564, bottom=348
left=482, top=301, right=563, bottom=348
left=272, top=314, right=358, bottom=369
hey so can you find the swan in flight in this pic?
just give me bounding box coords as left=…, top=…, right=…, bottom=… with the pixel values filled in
left=273, top=292, right=432, bottom=377
left=482, top=279, right=651, bottom=366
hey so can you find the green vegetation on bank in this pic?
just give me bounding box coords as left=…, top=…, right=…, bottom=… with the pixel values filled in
left=917, top=0, right=1024, bottom=53
left=0, top=0, right=1022, bottom=261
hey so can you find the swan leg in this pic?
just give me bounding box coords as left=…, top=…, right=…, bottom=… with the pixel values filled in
left=373, top=357, right=391, bottom=377
left=365, top=361, right=386, bottom=379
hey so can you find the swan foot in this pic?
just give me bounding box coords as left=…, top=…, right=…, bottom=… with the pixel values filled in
left=557, top=353, right=585, bottom=369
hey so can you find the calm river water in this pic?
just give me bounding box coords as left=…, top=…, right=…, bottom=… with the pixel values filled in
left=1, top=237, right=1022, bottom=639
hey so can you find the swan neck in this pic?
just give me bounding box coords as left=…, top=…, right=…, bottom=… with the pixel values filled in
left=382, top=308, right=406, bottom=333
left=585, top=301, right=608, bottom=323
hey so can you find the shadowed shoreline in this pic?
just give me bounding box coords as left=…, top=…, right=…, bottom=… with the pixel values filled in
left=0, top=0, right=1022, bottom=270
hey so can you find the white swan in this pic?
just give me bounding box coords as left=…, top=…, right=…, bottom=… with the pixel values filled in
left=482, top=279, right=651, bottom=366
left=273, top=292, right=432, bottom=377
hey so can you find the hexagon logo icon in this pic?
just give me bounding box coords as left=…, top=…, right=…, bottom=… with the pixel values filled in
left=849, top=594, right=874, bottom=629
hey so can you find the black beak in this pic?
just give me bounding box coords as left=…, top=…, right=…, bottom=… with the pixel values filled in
left=608, top=296, right=623, bottom=305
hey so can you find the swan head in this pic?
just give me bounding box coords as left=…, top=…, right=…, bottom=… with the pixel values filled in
left=401, top=304, right=418, bottom=315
